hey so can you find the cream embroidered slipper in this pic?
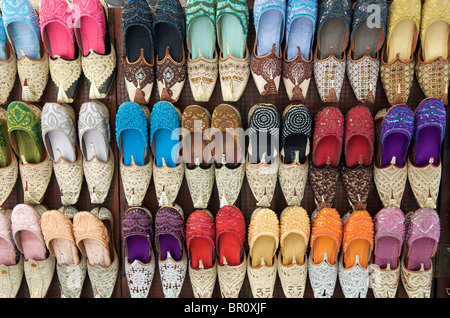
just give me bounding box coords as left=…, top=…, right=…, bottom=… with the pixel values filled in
left=0, top=108, right=18, bottom=207
left=0, top=40, right=16, bottom=106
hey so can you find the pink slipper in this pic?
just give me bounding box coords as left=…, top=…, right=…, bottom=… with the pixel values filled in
left=73, top=0, right=106, bottom=56
left=0, top=211, right=18, bottom=266
left=40, top=0, right=76, bottom=60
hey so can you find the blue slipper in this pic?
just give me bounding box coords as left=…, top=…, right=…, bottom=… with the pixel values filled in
left=1, top=0, right=41, bottom=60
left=150, top=101, right=181, bottom=168
left=116, top=102, right=149, bottom=166
left=0, top=15, right=8, bottom=61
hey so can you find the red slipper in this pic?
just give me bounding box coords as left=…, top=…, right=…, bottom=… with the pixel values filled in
left=344, top=106, right=374, bottom=168
left=216, top=205, right=246, bottom=266
left=186, top=210, right=215, bottom=269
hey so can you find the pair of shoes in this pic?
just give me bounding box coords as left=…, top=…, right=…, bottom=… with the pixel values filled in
left=6, top=102, right=52, bottom=205
left=373, top=99, right=446, bottom=209
left=0, top=14, right=17, bottom=105
left=121, top=207, right=155, bottom=298
left=40, top=0, right=116, bottom=101
left=247, top=206, right=310, bottom=298
left=1, top=0, right=49, bottom=102
left=251, top=0, right=317, bottom=100
left=2, top=204, right=56, bottom=298
left=181, top=104, right=245, bottom=209
left=0, top=107, right=18, bottom=207
left=186, top=206, right=247, bottom=298
left=122, top=0, right=186, bottom=104
left=308, top=207, right=374, bottom=298
left=186, top=0, right=250, bottom=102
left=309, top=106, right=374, bottom=211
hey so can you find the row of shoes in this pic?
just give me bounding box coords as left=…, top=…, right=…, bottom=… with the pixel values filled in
left=0, top=205, right=118, bottom=298
left=0, top=0, right=116, bottom=105
left=0, top=101, right=114, bottom=208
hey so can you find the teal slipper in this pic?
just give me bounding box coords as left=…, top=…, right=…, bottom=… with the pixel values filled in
left=186, top=0, right=216, bottom=60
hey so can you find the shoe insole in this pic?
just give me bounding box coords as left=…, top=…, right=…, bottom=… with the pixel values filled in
left=218, top=232, right=241, bottom=266
left=344, top=239, right=370, bottom=269
left=374, top=236, right=401, bottom=269
left=387, top=19, right=415, bottom=63
left=185, top=131, right=210, bottom=168
left=0, top=124, right=8, bottom=167
left=49, top=236, right=79, bottom=266
left=6, top=22, right=40, bottom=60
left=0, top=238, right=16, bottom=266
left=189, top=237, right=213, bottom=269
left=283, top=134, right=308, bottom=164
left=43, top=22, right=75, bottom=60
left=155, top=23, right=182, bottom=63
left=249, top=131, right=276, bottom=164
left=414, top=126, right=441, bottom=166
left=287, top=17, right=313, bottom=60
left=406, top=237, right=435, bottom=271
left=83, top=237, right=111, bottom=267
left=159, top=233, right=181, bottom=262
left=78, top=16, right=105, bottom=56
left=318, top=18, right=346, bottom=60
left=190, top=17, right=214, bottom=60
left=251, top=236, right=275, bottom=267
left=82, top=130, right=108, bottom=162
left=346, top=135, right=371, bottom=167
left=125, top=25, right=153, bottom=63
left=126, top=235, right=150, bottom=264
left=220, top=14, right=245, bottom=59
left=353, top=22, right=380, bottom=60
left=15, top=130, right=41, bottom=164
left=312, top=236, right=337, bottom=265
left=281, top=233, right=306, bottom=265
left=121, top=129, right=146, bottom=166
left=257, top=10, right=283, bottom=56
left=314, top=136, right=340, bottom=167
left=380, top=132, right=409, bottom=167
left=19, top=230, right=46, bottom=261
left=154, top=129, right=178, bottom=167
left=46, top=130, right=76, bottom=163
left=423, top=20, right=449, bottom=62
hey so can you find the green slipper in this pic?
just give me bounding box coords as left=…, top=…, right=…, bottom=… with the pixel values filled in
left=186, top=0, right=216, bottom=60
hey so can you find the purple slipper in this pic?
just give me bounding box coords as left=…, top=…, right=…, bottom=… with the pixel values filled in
left=155, top=205, right=185, bottom=262
left=373, top=206, right=405, bottom=270
left=380, top=105, right=414, bottom=167
left=405, top=208, right=440, bottom=271
left=122, top=207, right=154, bottom=264
left=412, top=98, right=446, bottom=166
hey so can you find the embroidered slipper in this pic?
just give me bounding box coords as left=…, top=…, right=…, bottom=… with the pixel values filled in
left=278, top=104, right=311, bottom=206
left=347, top=0, right=387, bottom=104
left=122, top=0, right=155, bottom=104
left=153, top=0, right=186, bottom=103
left=408, top=98, right=446, bottom=209
left=338, top=210, right=374, bottom=298
left=247, top=207, right=279, bottom=298
left=341, top=106, right=374, bottom=210
left=314, top=0, right=352, bottom=103
left=122, top=207, right=155, bottom=298
left=0, top=210, right=23, bottom=298
left=186, top=209, right=217, bottom=298
left=370, top=206, right=405, bottom=298
left=380, top=0, right=421, bottom=105
left=0, top=108, right=18, bottom=207
left=211, top=104, right=245, bottom=207
left=155, top=205, right=187, bottom=298
left=0, top=16, right=16, bottom=106
left=182, top=105, right=214, bottom=209
left=216, top=0, right=250, bottom=102
left=78, top=101, right=114, bottom=204
left=308, top=207, right=342, bottom=298
left=277, top=206, right=310, bottom=298
left=401, top=208, right=440, bottom=298
left=215, top=205, right=246, bottom=298
left=11, top=204, right=56, bottom=298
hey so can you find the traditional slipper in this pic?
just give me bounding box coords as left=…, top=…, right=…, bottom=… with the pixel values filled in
left=215, top=205, right=246, bottom=298
left=0, top=15, right=16, bottom=106
left=0, top=108, right=18, bottom=207
left=370, top=206, right=405, bottom=298
left=401, top=208, right=440, bottom=298
left=155, top=205, right=187, bottom=298
left=278, top=104, right=311, bottom=206
left=277, top=206, right=310, bottom=298
left=11, top=204, right=55, bottom=298
left=247, top=207, right=279, bottom=298
left=308, top=207, right=342, bottom=298
left=122, top=207, right=155, bottom=298
left=0, top=210, right=23, bottom=298
left=338, top=210, right=374, bottom=298
left=73, top=207, right=119, bottom=298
